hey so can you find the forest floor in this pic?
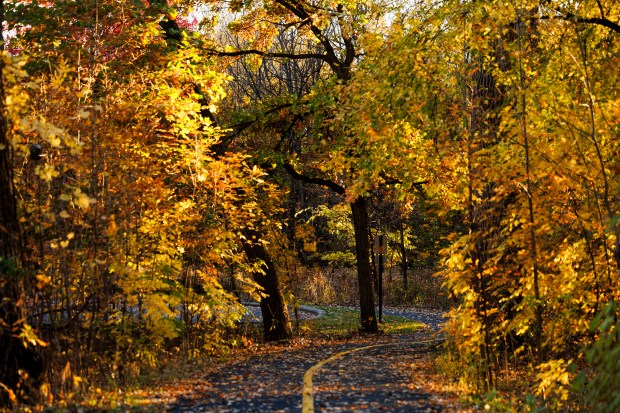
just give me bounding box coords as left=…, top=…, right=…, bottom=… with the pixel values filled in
left=119, top=307, right=480, bottom=412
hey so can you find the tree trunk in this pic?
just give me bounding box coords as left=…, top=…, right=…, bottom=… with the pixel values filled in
left=0, top=4, right=43, bottom=401
left=399, top=219, right=407, bottom=290
left=241, top=228, right=292, bottom=341
left=350, top=197, right=378, bottom=333
left=152, top=0, right=292, bottom=342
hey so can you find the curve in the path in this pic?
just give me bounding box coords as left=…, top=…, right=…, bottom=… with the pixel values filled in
left=302, top=338, right=445, bottom=413
left=170, top=337, right=444, bottom=413
left=170, top=307, right=447, bottom=412
left=383, top=307, right=446, bottom=332
left=241, top=303, right=326, bottom=323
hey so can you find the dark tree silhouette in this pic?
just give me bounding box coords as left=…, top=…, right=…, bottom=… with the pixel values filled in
left=0, top=0, right=43, bottom=404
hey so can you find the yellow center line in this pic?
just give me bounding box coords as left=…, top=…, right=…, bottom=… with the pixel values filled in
left=301, top=338, right=443, bottom=413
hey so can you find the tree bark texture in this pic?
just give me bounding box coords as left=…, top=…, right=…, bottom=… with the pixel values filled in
left=350, top=197, right=378, bottom=333
left=241, top=228, right=292, bottom=341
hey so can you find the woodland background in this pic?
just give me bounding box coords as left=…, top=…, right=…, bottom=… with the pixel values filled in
left=0, top=0, right=619, bottom=411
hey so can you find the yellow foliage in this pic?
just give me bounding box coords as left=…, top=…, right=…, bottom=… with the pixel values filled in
left=536, top=359, right=573, bottom=404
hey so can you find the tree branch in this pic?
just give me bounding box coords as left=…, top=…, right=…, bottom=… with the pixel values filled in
left=566, top=14, right=620, bottom=33
left=274, top=0, right=349, bottom=80
left=206, top=48, right=326, bottom=60
left=537, top=13, right=620, bottom=34
left=283, top=162, right=345, bottom=194
left=380, top=172, right=428, bottom=187
left=383, top=178, right=430, bottom=187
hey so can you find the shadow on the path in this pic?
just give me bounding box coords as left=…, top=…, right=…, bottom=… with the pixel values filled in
left=169, top=336, right=443, bottom=412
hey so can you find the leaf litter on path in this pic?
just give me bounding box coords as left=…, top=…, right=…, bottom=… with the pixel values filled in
left=121, top=309, right=476, bottom=412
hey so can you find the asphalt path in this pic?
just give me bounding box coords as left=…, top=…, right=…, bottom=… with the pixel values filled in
left=309, top=338, right=444, bottom=412
left=383, top=307, right=445, bottom=332
left=169, top=307, right=447, bottom=412
left=243, top=304, right=445, bottom=331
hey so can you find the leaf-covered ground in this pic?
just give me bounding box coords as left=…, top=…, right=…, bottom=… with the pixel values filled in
left=114, top=308, right=478, bottom=412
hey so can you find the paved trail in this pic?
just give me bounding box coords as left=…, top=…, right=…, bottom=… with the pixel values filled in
left=170, top=308, right=447, bottom=412
left=310, top=338, right=443, bottom=412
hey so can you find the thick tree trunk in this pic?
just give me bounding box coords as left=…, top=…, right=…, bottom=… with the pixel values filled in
left=242, top=228, right=292, bottom=341
left=350, top=197, right=378, bottom=333
left=0, top=7, right=42, bottom=402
